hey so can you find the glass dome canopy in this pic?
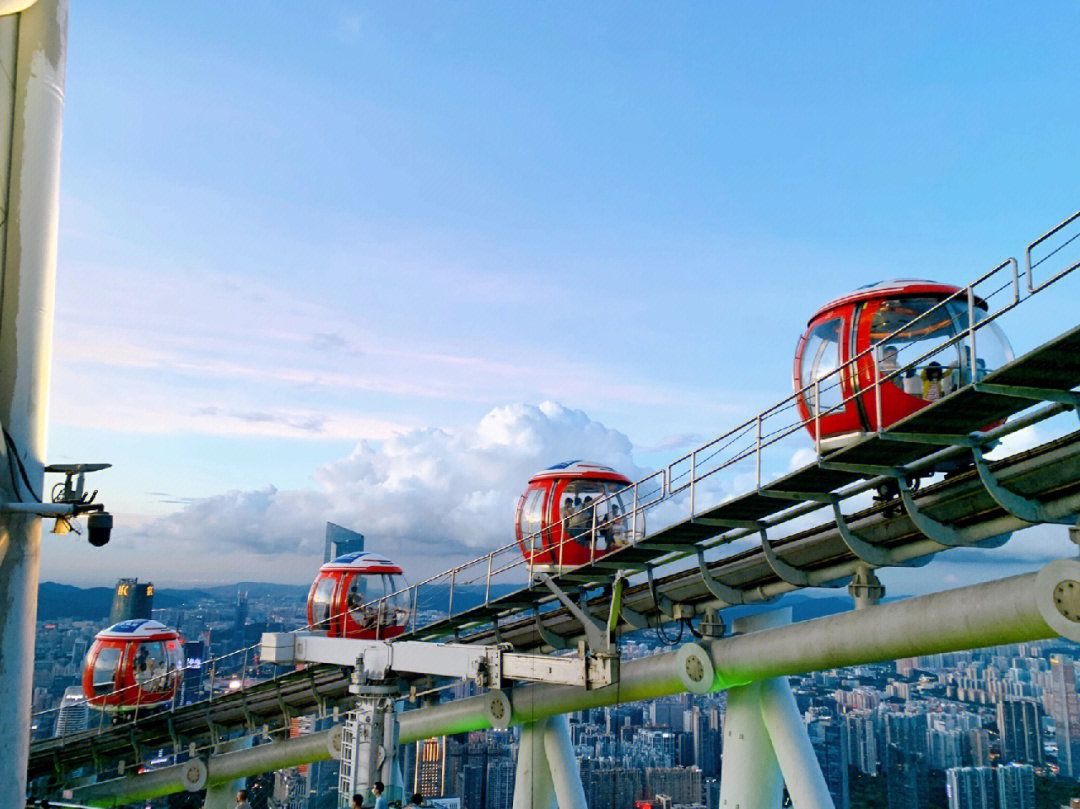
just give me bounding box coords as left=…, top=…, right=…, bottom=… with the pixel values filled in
left=81, top=619, right=184, bottom=710
left=794, top=280, right=1013, bottom=451
left=307, top=552, right=411, bottom=639
left=516, top=461, right=640, bottom=573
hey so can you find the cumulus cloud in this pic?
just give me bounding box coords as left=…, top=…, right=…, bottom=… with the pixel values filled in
left=133, top=402, right=649, bottom=577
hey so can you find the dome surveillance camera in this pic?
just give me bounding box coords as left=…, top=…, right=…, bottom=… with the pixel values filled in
left=87, top=511, right=113, bottom=547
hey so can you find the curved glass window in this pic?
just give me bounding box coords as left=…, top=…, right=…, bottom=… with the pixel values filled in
left=311, top=577, right=335, bottom=628
left=348, top=573, right=411, bottom=630
left=800, top=318, right=844, bottom=415
left=519, top=488, right=544, bottom=553
left=869, top=298, right=1013, bottom=402
left=558, top=481, right=634, bottom=549
left=133, top=641, right=170, bottom=692
left=92, top=646, right=121, bottom=695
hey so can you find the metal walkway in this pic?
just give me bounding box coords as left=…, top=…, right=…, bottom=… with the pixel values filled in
left=27, top=211, right=1080, bottom=789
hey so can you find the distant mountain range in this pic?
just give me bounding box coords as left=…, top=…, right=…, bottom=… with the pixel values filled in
left=37, top=580, right=863, bottom=625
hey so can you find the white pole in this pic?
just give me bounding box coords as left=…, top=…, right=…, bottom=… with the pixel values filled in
left=542, top=714, right=587, bottom=809
left=719, top=681, right=783, bottom=809
left=758, top=677, right=834, bottom=809
left=513, top=719, right=556, bottom=809
left=0, top=1, right=67, bottom=805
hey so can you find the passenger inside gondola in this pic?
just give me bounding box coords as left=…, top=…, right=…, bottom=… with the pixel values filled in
left=921, top=362, right=952, bottom=401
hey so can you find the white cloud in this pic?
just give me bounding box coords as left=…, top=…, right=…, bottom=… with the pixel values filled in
left=128, top=401, right=649, bottom=581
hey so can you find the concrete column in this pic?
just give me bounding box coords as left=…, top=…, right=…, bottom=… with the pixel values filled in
left=719, top=680, right=783, bottom=809
left=0, top=1, right=67, bottom=806
left=513, top=719, right=555, bottom=809
left=542, top=714, right=587, bottom=809
left=758, top=677, right=834, bottom=809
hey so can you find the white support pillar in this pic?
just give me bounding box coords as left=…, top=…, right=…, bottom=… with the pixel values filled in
left=719, top=680, right=783, bottom=809
left=758, top=677, right=834, bottom=809
left=542, top=713, right=587, bottom=809
left=203, top=736, right=253, bottom=809
left=513, top=718, right=556, bottom=809
left=0, top=1, right=67, bottom=805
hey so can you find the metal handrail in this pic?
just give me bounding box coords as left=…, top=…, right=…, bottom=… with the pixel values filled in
left=269, top=211, right=1080, bottom=647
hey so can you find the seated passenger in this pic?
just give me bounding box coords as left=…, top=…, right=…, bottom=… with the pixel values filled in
left=878, top=345, right=901, bottom=386
left=921, top=362, right=952, bottom=402
left=566, top=496, right=590, bottom=538
left=902, top=367, right=921, bottom=396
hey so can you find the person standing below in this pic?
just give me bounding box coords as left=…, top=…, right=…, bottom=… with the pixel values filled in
left=351, top=795, right=364, bottom=809
left=235, top=790, right=251, bottom=809
left=405, top=792, right=424, bottom=808
left=373, top=781, right=389, bottom=809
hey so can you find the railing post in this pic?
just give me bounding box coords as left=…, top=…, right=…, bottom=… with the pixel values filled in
left=967, top=285, right=978, bottom=377
left=814, top=379, right=821, bottom=454
left=690, top=451, right=697, bottom=518
left=485, top=553, right=494, bottom=605
left=632, top=483, right=640, bottom=543
left=410, top=587, right=418, bottom=633
left=873, top=352, right=882, bottom=432
left=755, top=415, right=762, bottom=489
left=590, top=507, right=597, bottom=562
left=447, top=570, right=456, bottom=618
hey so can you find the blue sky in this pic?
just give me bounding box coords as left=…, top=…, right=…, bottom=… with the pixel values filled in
left=43, top=2, right=1080, bottom=587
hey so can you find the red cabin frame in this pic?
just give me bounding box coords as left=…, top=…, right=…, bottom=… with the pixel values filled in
left=307, top=552, right=410, bottom=639
left=516, top=460, right=636, bottom=571
left=81, top=619, right=184, bottom=710
left=794, top=280, right=1011, bottom=451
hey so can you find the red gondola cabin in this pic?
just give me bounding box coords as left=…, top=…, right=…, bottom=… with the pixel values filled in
left=307, top=552, right=411, bottom=639
left=794, top=279, right=1014, bottom=451
left=81, top=619, right=184, bottom=710
left=516, top=460, right=639, bottom=572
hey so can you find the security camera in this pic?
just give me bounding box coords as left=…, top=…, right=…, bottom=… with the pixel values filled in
left=87, top=511, right=113, bottom=547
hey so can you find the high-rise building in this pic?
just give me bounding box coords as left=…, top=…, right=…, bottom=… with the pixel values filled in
left=966, top=728, right=991, bottom=767
left=995, top=763, right=1035, bottom=809
left=109, top=578, right=153, bottom=624
left=929, top=728, right=965, bottom=770
left=885, top=712, right=927, bottom=756
left=53, top=686, right=89, bottom=737
left=580, top=763, right=643, bottom=809
left=324, top=522, right=364, bottom=563
left=1049, top=655, right=1080, bottom=777
left=644, top=766, right=702, bottom=805
left=997, top=699, right=1044, bottom=765
left=884, top=745, right=928, bottom=809
left=809, top=718, right=849, bottom=809
left=485, top=756, right=514, bottom=809
left=843, top=713, right=879, bottom=776
left=235, top=590, right=248, bottom=631
left=945, top=767, right=995, bottom=809
left=416, top=737, right=446, bottom=798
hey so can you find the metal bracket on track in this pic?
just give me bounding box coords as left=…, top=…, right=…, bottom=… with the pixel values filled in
left=695, top=548, right=747, bottom=604
left=892, top=473, right=969, bottom=547
left=828, top=496, right=929, bottom=568
left=539, top=575, right=610, bottom=653
left=755, top=523, right=816, bottom=587
left=129, top=727, right=143, bottom=765
left=619, top=602, right=651, bottom=630
left=647, top=566, right=678, bottom=618
left=531, top=608, right=568, bottom=651
left=971, top=446, right=1077, bottom=525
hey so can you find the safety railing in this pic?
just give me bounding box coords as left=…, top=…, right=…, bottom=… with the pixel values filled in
left=355, top=209, right=1080, bottom=634
left=33, top=209, right=1080, bottom=746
